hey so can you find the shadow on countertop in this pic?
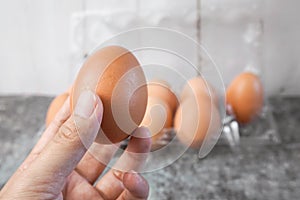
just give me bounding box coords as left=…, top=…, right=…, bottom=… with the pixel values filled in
left=0, top=96, right=300, bottom=200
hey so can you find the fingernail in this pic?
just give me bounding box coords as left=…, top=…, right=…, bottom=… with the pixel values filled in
left=129, top=170, right=137, bottom=174
left=128, top=170, right=139, bottom=178
left=94, top=102, right=103, bottom=123
left=113, top=169, right=124, bottom=181
left=74, top=90, right=96, bottom=119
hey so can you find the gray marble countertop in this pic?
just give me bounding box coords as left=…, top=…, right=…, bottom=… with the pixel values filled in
left=0, top=96, right=299, bottom=200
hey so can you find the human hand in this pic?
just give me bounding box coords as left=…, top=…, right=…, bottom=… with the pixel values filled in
left=0, top=91, right=151, bottom=200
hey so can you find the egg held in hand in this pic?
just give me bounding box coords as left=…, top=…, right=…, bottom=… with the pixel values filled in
left=226, top=72, right=263, bottom=124
left=70, top=46, right=148, bottom=144
left=46, top=93, right=69, bottom=127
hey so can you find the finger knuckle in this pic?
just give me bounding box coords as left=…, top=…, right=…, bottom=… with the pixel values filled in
left=52, top=116, right=66, bottom=128
left=56, top=120, right=80, bottom=143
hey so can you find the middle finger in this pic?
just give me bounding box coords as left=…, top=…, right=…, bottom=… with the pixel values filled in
left=75, top=142, right=119, bottom=184
left=95, top=127, right=151, bottom=199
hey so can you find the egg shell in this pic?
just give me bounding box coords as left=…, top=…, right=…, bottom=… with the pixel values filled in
left=141, top=96, right=172, bottom=144
left=140, top=80, right=177, bottom=150
left=174, top=93, right=221, bottom=149
left=226, top=72, right=263, bottom=124
left=46, top=93, right=69, bottom=127
left=70, top=46, right=148, bottom=144
left=180, top=76, right=218, bottom=106
left=147, top=80, right=179, bottom=113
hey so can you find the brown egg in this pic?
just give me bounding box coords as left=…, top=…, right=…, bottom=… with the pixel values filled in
left=142, top=80, right=178, bottom=149
left=147, top=80, right=179, bottom=113
left=174, top=94, right=221, bottom=149
left=46, top=93, right=69, bottom=127
left=226, top=72, right=263, bottom=124
left=141, top=96, right=172, bottom=143
left=180, top=76, right=218, bottom=105
left=70, top=46, right=148, bottom=144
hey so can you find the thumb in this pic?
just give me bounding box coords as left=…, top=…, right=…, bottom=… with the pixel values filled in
left=30, top=90, right=103, bottom=181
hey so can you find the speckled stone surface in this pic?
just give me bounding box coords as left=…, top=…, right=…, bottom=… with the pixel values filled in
left=0, top=96, right=52, bottom=189
left=0, top=96, right=300, bottom=199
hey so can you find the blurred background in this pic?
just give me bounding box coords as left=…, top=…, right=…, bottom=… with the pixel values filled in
left=0, top=0, right=300, bottom=199
left=0, top=0, right=299, bottom=96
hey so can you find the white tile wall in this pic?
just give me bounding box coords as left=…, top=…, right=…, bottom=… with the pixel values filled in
left=201, top=0, right=264, bottom=86
left=0, top=0, right=83, bottom=95
left=0, top=0, right=299, bottom=96
left=263, top=0, right=300, bottom=96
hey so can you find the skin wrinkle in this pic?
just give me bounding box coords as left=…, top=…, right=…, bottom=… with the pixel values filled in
left=9, top=175, right=60, bottom=200
left=36, top=148, right=82, bottom=178
left=64, top=172, right=104, bottom=200
left=55, top=121, right=82, bottom=144
left=24, top=171, right=63, bottom=196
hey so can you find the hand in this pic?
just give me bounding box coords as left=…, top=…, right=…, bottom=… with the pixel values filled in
left=0, top=91, right=151, bottom=200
